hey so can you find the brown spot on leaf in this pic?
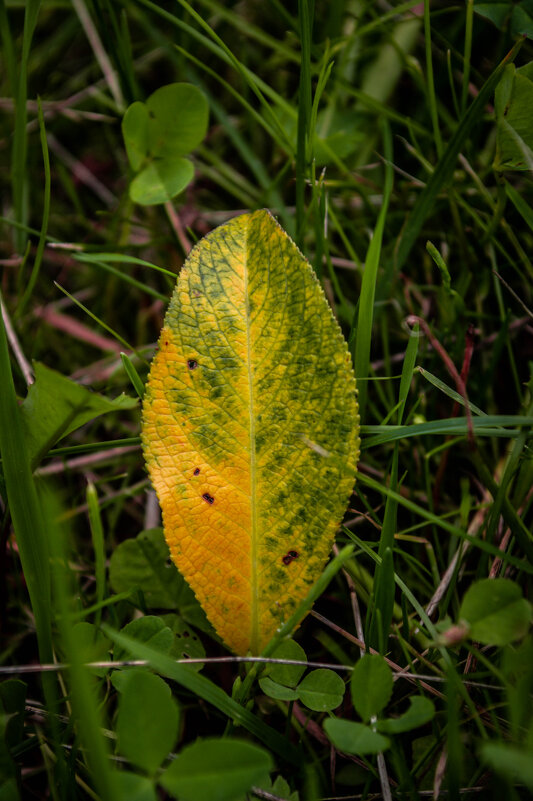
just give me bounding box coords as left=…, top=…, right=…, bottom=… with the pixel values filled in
left=282, top=550, right=299, bottom=566
left=194, top=467, right=200, bottom=476
left=187, top=359, right=198, bottom=370
left=202, top=492, right=215, bottom=504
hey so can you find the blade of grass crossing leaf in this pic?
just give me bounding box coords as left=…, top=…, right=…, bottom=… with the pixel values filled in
left=101, top=625, right=302, bottom=766
left=396, top=39, right=522, bottom=271
left=86, top=482, right=106, bottom=627
left=296, top=0, right=313, bottom=246
left=351, top=120, right=393, bottom=419
left=120, top=352, right=145, bottom=399
left=12, top=0, right=41, bottom=255
left=18, top=99, right=51, bottom=317
left=233, top=545, right=356, bottom=706
left=45, top=487, right=118, bottom=801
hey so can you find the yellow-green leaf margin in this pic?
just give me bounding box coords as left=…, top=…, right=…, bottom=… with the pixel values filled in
left=142, top=210, right=360, bottom=655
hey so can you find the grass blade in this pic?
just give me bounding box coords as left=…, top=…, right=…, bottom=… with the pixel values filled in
left=395, top=39, right=522, bottom=271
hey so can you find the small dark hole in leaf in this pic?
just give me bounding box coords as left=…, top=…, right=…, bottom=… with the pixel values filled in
left=282, top=550, right=299, bottom=565
left=183, top=631, right=190, bottom=638
left=202, top=492, right=215, bottom=504
left=182, top=653, right=190, bottom=659
left=194, top=468, right=200, bottom=476
left=187, top=359, right=198, bottom=370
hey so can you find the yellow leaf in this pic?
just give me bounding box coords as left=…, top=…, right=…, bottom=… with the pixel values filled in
left=142, top=210, right=360, bottom=654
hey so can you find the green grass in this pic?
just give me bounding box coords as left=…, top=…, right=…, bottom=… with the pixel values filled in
left=1, top=2, right=533, bottom=800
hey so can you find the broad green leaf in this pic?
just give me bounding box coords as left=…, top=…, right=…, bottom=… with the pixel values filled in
left=265, top=640, right=307, bottom=687
left=114, top=771, right=158, bottom=801
left=481, top=742, right=533, bottom=790
left=20, top=362, right=137, bottom=468
left=112, top=616, right=174, bottom=663
left=108, top=528, right=211, bottom=632
left=114, top=669, right=179, bottom=775
left=271, top=776, right=299, bottom=801
left=458, top=578, right=532, bottom=645
left=146, top=83, right=208, bottom=158
left=377, top=696, right=435, bottom=734
left=161, top=613, right=206, bottom=668
left=129, top=158, right=194, bottom=206
left=494, top=63, right=533, bottom=171
left=142, top=210, right=360, bottom=654
left=324, top=719, right=390, bottom=755
left=351, top=654, right=393, bottom=722
left=296, top=669, right=345, bottom=712
left=159, top=738, right=273, bottom=801
left=122, top=83, right=208, bottom=205
left=474, top=2, right=533, bottom=39
left=259, top=677, right=299, bottom=701
left=122, top=101, right=149, bottom=171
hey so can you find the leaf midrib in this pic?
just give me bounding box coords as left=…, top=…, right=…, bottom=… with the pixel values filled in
left=243, top=219, right=259, bottom=653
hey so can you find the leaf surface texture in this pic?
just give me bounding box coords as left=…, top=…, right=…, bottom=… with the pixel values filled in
left=142, top=210, right=359, bottom=654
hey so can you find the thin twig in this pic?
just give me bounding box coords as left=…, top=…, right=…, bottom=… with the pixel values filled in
left=165, top=201, right=192, bottom=255
left=311, top=610, right=446, bottom=699
left=1, top=297, right=34, bottom=385
left=71, top=0, right=124, bottom=110
left=35, top=446, right=140, bottom=477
